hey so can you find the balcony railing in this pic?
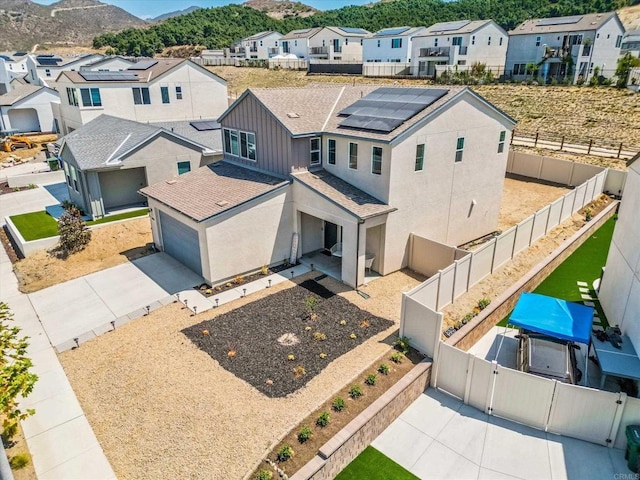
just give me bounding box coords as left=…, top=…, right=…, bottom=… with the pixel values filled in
left=334, top=46, right=342, bottom=53
left=310, top=46, right=329, bottom=55
left=267, top=47, right=279, bottom=55
left=229, top=47, right=245, bottom=54
left=419, top=47, right=450, bottom=57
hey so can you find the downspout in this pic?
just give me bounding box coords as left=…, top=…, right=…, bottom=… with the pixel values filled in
left=355, top=219, right=364, bottom=288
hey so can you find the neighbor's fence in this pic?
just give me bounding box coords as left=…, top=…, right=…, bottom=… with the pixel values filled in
left=308, top=60, right=362, bottom=75
left=363, top=62, right=411, bottom=77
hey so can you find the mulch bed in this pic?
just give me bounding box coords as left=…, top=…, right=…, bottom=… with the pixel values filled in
left=0, top=181, right=15, bottom=195
left=194, top=263, right=296, bottom=297
left=182, top=279, right=394, bottom=398
left=0, top=226, right=20, bottom=263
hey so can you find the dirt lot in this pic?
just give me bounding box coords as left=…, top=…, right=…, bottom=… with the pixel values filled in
left=13, top=217, right=152, bottom=293
left=58, top=270, right=423, bottom=480
left=0, top=134, right=57, bottom=163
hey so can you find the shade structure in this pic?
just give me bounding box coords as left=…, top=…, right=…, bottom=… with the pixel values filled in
left=509, top=292, right=593, bottom=345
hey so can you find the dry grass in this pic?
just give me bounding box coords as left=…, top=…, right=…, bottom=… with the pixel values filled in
left=14, top=217, right=152, bottom=293
left=618, top=4, right=640, bottom=30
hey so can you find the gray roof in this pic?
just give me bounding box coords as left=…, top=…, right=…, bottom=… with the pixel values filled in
left=141, top=162, right=289, bottom=222
left=371, top=26, right=426, bottom=38
left=510, top=12, right=618, bottom=35
left=151, top=120, right=222, bottom=152
left=416, top=20, right=496, bottom=37
left=0, top=84, right=56, bottom=106
left=244, top=31, right=282, bottom=41
left=292, top=170, right=395, bottom=220
left=60, top=115, right=212, bottom=170
left=325, top=26, right=371, bottom=37
left=281, top=27, right=323, bottom=40
left=80, top=55, right=135, bottom=69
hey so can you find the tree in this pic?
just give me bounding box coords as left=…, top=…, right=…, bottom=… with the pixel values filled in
left=615, top=53, right=640, bottom=89
left=0, top=303, right=37, bottom=440
left=57, top=206, right=91, bottom=255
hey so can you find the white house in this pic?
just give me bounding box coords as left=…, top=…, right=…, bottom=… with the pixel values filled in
left=0, top=52, right=30, bottom=82
left=363, top=26, right=427, bottom=63
left=142, top=84, right=515, bottom=288
left=411, top=20, right=509, bottom=77
left=26, top=53, right=104, bottom=86
left=239, top=31, right=283, bottom=59
left=53, top=58, right=228, bottom=135
left=80, top=55, right=136, bottom=71
left=0, top=59, right=11, bottom=96
left=280, top=27, right=369, bottom=60
left=0, top=84, right=59, bottom=134
left=280, top=27, right=323, bottom=59
left=506, top=12, right=626, bottom=83
left=598, top=157, right=640, bottom=354
left=621, top=30, right=640, bottom=58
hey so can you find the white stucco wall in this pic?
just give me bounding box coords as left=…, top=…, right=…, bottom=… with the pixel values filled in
left=0, top=60, right=10, bottom=95
left=81, top=57, right=134, bottom=71
left=309, top=29, right=365, bottom=61
left=591, top=16, right=625, bottom=79
left=363, top=32, right=420, bottom=63
left=0, top=88, right=60, bottom=133
left=243, top=32, right=283, bottom=59
left=599, top=161, right=640, bottom=353
left=281, top=37, right=310, bottom=59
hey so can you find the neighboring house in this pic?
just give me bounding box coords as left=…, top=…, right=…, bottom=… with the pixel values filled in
left=506, top=12, right=625, bottom=83
left=0, top=84, right=59, bottom=134
left=598, top=157, right=640, bottom=354
left=80, top=55, right=136, bottom=71
left=411, top=20, right=509, bottom=77
left=26, top=53, right=104, bottom=86
left=621, top=30, right=640, bottom=58
left=0, top=52, right=30, bottom=81
left=142, top=84, right=515, bottom=287
left=306, top=27, right=370, bottom=61
left=629, top=67, right=640, bottom=91
left=57, top=114, right=222, bottom=219
left=239, top=31, right=284, bottom=59
left=363, top=26, right=427, bottom=63
left=0, top=59, right=10, bottom=95
left=53, top=58, right=228, bottom=134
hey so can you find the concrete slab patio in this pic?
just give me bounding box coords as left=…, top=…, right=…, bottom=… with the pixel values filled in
left=0, top=181, right=68, bottom=221
left=372, top=388, right=628, bottom=480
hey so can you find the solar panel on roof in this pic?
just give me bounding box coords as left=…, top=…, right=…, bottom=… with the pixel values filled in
left=376, top=26, right=410, bottom=36
left=536, top=16, right=583, bottom=26
left=79, top=71, right=139, bottom=81
left=189, top=121, right=221, bottom=131
left=37, top=58, right=63, bottom=66
left=0, top=55, right=11, bottom=61
left=13, top=52, right=27, bottom=57
left=338, top=87, right=449, bottom=134
left=431, top=20, right=471, bottom=32
left=340, top=27, right=369, bottom=35
left=36, top=54, right=55, bottom=58
left=128, top=60, right=159, bottom=70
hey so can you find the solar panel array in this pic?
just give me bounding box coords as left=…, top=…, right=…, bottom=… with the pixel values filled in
left=190, top=121, right=221, bottom=131
left=340, top=27, right=369, bottom=35
left=0, top=55, right=11, bottom=61
left=431, top=20, right=471, bottom=32
left=536, top=16, right=583, bottom=26
left=13, top=52, right=27, bottom=57
left=375, top=26, right=410, bottom=36
left=79, top=71, right=139, bottom=82
left=128, top=60, right=159, bottom=70
left=37, top=58, right=63, bottom=66
left=338, top=87, right=449, bottom=134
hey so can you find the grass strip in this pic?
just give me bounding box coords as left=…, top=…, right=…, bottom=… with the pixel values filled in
left=334, top=446, right=419, bottom=480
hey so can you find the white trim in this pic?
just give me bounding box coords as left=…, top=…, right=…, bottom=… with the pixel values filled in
left=371, top=145, right=383, bottom=175
left=348, top=141, right=358, bottom=170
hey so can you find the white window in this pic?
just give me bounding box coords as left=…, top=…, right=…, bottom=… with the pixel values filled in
left=132, top=87, right=150, bottom=105
left=161, top=86, right=170, bottom=104
left=371, top=146, right=383, bottom=175
left=391, top=38, right=402, bottom=49
left=69, top=164, right=78, bottom=191
left=175, top=85, right=183, bottom=100
left=498, top=131, right=506, bottom=153
left=327, top=139, right=336, bottom=165
left=240, top=131, right=256, bottom=161
left=80, top=88, right=101, bottom=107
left=616, top=35, right=622, bottom=48
left=223, top=128, right=240, bottom=156
left=415, top=144, right=424, bottom=171
left=488, top=36, right=491, bottom=46
left=471, top=35, right=475, bottom=45
left=66, top=87, right=79, bottom=106
left=310, top=137, right=321, bottom=165
left=455, top=137, right=464, bottom=163
left=177, top=161, right=191, bottom=175
left=377, top=39, right=381, bottom=47
left=349, top=142, right=358, bottom=169
left=434, top=38, right=439, bottom=47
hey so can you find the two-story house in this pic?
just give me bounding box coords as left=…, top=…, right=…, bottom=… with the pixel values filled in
left=411, top=20, right=509, bottom=77
left=0, top=84, right=59, bottom=134
left=26, top=53, right=104, bottom=86
left=506, top=12, right=625, bottom=83
left=80, top=55, right=136, bottom=72
left=363, top=27, right=427, bottom=63
left=0, top=52, right=30, bottom=90
left=53, top=58, right=228, bottom=134
left=621, top=30, right=640, bottom=58
left=280, top=27, right=370, bottom=60
left=141, top=85, right=515, bottom=287
left=240, top=31, right=284, bottom=60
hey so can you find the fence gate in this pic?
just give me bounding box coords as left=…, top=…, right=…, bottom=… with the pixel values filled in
left=433, top=342, right=469, bottom=399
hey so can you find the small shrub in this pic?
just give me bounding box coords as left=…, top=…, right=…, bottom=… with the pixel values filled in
left=319, top=352, right=327, bottom=359
left=305, top=326, right=312, bottom=331
left=349, top=385, right=363, bottom=399
left=393, top=336, right=411, bottom=354
left=477, top=298, right=491, bottom=310
left=9, top=453, right=30, bottom=470
left=12, top=186, right=21, bottom=192
left=359, top=319, right=370, bottom=328
left=260, top=265, right=269, bottom=275
left=378, top=363, right=390, bottom=375
left=297, top=426, right=312, bottom=443
left=234, top=275, right=244, bottom=284
left=349, top=333, right=357, bottom=339
left=462, top=313, right=474, bottom=324
left=332, top=397, right=345, bottom=412
left=339, top=319, right=346, bottom=326
left=57, top=206, right=91, bottom=254
left=365, top=373, right=377, bottom=386
left=391, top=352, right=404, bottom=364
left=293, top=365, right=306, bottom=378
left=27, top=183, right=36, bottom=189
left=257, top=470, right=273, bottom=480
left=316, top=411, right=330, bottom=427
left=276, top=444, right=294, bottom=462
left=287, top=354, right=295, bottom=361
left=313, top=331, right=327, bottom=341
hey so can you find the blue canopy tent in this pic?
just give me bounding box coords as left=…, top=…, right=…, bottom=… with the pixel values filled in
left=509, top=292, right=594, bottom=384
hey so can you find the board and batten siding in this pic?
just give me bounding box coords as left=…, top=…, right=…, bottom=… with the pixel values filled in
left=221, top=93, right=312, bottom=176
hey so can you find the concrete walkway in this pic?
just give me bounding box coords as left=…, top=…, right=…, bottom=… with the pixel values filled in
left=372, top=388, right=628, bottom=480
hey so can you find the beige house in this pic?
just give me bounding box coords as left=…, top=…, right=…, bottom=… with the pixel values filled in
left=142, top=85, right=515, bottom=287
left=53, top=58, right=228, bottom=134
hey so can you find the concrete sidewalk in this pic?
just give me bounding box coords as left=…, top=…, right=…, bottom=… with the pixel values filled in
left=372, top=388, right=628, bottom=479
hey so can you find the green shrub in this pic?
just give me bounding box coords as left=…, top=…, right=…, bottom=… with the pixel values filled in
left=365, top=373, right=377, bottom=386
left=391, top=352, right=404, bottom=364
left=316, top=411, right=330, bottom=427
left=277, top=444, right=294, bottom=462
left=57, top=206, right=91, bottom=254
left=349, top=385, right=363, bottom=399
left=392, top=336, right=411, bottom=354
left=477, top=298, right=491, bottom=310
left=257, top=470, right=273, bottom=480
left=297, top=426, right=312, bottom=443
left=378, top=363, right=390, bottom=375
left=9, top=453, right=30, bottom=470
left=332, top=396, right=345, bottom=412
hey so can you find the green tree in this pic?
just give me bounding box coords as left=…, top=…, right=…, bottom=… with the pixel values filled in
left=615, top=52, right=640, bottom=88
left=0, top=303, right=37, bottom=440
left=57, top=206, right=91, bottom=255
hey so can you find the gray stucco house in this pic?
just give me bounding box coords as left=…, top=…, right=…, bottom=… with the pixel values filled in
left=58, top=114, right=222, bottom=219
left=142, top=84, right=515, bottom=287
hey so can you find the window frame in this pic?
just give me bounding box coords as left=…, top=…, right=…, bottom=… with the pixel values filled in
left=327, top=138, right=336, bottom=165
left=177, top=161, right=191, bottom=175
left=415, top=143, right=425, bottom=171
left=498, top=131, right=506, bottom=153
left=66, top=87, right=79, bottom=107
left=371, top=146, right=383, bottom=175
left=535, top=36, right=541, bottom=47
left=80, top=87, right=102, bottom=107
left=160, top=86, right=170, bottom=104
left=391, top=38, right=403, bottom=49
left=348, top=142, right=358, bottom=169
left=175, top=85, right=183, bottom=100
left=455, top=137, right=465, bottom=163
left=240, top=131, right=257, bottom=161
left=310, top=137, right=321, bottom=165
left=132, top=87, right=151, bottom=105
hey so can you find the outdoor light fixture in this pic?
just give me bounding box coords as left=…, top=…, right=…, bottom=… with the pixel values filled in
left=176, top=293, right=180, bottom=302
left=193, top=306, right=197, bottom=316
left=311, top=263, right=314, bottom=271
left=215, top=298, right=219, bottom=308
left=267, top=279, right=272, bottom=288
left=184, top=299, right=188, bottom=309
left=73, top=338, right=79, bottom=349
left=110, top=320, right=116, bottom=331
left=291, top=270, right=294, bottom=279
left=243, top=288, right=247, bottom=297
left=145, top=305, right=150, bottom=316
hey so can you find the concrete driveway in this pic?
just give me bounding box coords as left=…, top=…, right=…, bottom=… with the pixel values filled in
left=0, top=181, right=68, bottom=221
left=28, top=252, right=204, bottom=351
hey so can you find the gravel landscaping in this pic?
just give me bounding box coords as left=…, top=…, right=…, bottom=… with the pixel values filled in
left=183, top=279, right=394, bottom=397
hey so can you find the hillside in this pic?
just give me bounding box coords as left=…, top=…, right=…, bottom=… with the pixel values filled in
left=149, top=6, right=201, bottom=23
left=619, top=3, right=640, bottom=29
left=244, top=0, right=317, bottom=19
left=0, top=0, right=146, bottom=51
left=93, top=0, right=637, bottom=57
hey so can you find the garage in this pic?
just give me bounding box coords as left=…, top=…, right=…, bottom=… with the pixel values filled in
left=7, top=108, right=40, bottom=133
left=159, top=211, right=202, bottom=276
left=99, top=167, right=147, bottom=210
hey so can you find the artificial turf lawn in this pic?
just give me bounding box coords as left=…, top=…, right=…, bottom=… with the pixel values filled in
left=10, top=209, right=148, bottom=241
left=498, top=215, right=617, bottom=327
left=334, top=446, right=419, bottom=480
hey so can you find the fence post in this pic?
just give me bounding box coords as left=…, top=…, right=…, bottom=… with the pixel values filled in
left=560, top=136, right=565, bottom=151
left=588, top=139, right=593, bottom=154
left=534, top=132, right=539, bottom=148
left=617, top=142, right=623, bottom=159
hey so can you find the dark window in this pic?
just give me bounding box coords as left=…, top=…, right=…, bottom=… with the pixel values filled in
left=372, top=146, right=383, bottom=175
left=177, top=161, right=191, bottom=175
left=132, top=87, right=150, bottom=105
left=455, top=137, right=465, bottom=163
left=66, top=87, right=78, bottom=106
left=327, top=139, right=336, bottom=165
left=415, top=144, right=425, bottom=171
left=349, top=142, right=358, bottom=169
left=80, top=88, right=101, bottom=107
left=239, top=131, right=256, bottom=161
left=498, top=131, right=506, bottom=153
left=310, top=137, right=321, bottom=165
left=391, top=38, right=402, bottom=49
left=175, top=85, right=183, bottom=100
left=161, top=86, right=170, bottom=104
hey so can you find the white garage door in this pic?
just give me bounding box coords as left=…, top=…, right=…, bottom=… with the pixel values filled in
left=8, top=108, right=40, bottom=133
left=159, top=211, right=202, bottom=276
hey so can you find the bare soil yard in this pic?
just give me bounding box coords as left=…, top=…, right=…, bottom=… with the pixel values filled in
left=58, top=270, right=423, bottom=480
left=13, top=217, right=152, bottom=293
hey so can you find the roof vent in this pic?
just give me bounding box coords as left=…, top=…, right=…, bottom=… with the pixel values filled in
left=216, top=200, right=229, bottom=207
left=166, top=179, right=177, bottom=185
left=287, top=112, right=300, bottom=118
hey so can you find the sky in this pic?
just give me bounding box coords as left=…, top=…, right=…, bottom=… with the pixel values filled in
left=32, top=0, right=374, bottom=19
